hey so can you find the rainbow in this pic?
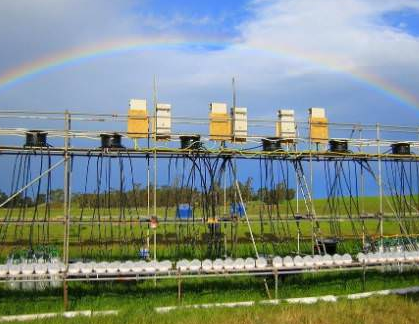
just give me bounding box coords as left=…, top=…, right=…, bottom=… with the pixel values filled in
left=0, top=37, right=418, bottom=111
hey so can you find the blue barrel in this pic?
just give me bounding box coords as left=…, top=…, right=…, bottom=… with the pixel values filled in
left=176, top=204, right=193, bottom=219
left=230, top=202, right=245, bottom=217
left=138, top=248, right=149, bottom=260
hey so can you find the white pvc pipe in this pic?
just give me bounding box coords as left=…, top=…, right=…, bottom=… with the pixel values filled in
left=0, top=310, right=118, bottom=322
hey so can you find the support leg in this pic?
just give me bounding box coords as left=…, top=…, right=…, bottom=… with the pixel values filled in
left=362, top=265, right=366, bottom=292
left=63, top=279, right=69, bottom=311
left=263, top=278, right=271, bottom=299
left=177, top=273, right=182, bottom=303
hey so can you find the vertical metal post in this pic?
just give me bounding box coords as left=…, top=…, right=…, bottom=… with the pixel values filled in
left=153, top=77, right=158, bottom=262
left=295, top=125, right=299, bottom=214
left=223, top=166, right=227, bottom=216
left=177, top=271, right=182, bottom=303
left=362, top=263, right=366, bottom=291
left=63, top=280, right=68, bottom=310
left=377, top=123, right=383, bottom=249
left=360, top=126, right=365, bottom=250
left=232, top=77, right=236, bottom=109
left=297, top=229, right=300, bottom=254
left=63, top=110, right=71, bottom=311
left=274, top=270, right=278, bottom=299
left=223, top=159, right=228, bottom=258
left=309, top=120, right=315, bottom=256
left=359, top=126, right=365, bottom=214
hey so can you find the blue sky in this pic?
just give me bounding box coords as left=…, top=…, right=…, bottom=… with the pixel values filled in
left=134, top=0, right=252, bottom=37
left=383, top=7, right=419, bottom=36
left=0, top=0, right=419, bottom=197
left=0, top=0, right=419, bottom=121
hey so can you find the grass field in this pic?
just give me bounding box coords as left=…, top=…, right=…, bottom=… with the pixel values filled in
left=1, top=269, right=419, bottom=323
left=2, top=296, right=419, bottom=324
left=0, top=195, right=418, bottom=261
left=1, top=195, right=419, bottom=322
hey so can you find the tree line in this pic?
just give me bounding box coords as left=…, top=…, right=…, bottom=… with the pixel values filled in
left=0, top=178, right=295, bottom=209
left=0, top=189, right=64, bottom=208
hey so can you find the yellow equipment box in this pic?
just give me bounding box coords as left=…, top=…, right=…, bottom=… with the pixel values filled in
left=209, top=102, right=231, bottom=141
left=127, top=99, right=149, bottom=138
left=309, top=117, right=329, bottom=143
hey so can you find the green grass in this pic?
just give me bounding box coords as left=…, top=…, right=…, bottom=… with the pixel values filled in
left=1, top=195, right=418, bottom=261
left=1, top=196, right=419, bottom=323
left=0, top=195, right=404, bottom=219
left=2, top=296, right=419, bottom=324
left=1, top=269, right=419, bottom=323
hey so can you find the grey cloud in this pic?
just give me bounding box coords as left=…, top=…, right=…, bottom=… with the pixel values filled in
left=0, top=0, right=418, bottom=131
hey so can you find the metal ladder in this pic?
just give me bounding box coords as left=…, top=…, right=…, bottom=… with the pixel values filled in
left=292, top=159, right=325, bottom=254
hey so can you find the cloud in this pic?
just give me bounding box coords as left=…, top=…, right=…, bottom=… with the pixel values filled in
left=0, top=0, right=418, bottom=127
left=239, top=0, right=419, bottom=91
left=1, top=0, right=419, bottom=194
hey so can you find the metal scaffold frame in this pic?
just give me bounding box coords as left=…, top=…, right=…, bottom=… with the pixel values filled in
left=0, top=108, right=418, bottom=308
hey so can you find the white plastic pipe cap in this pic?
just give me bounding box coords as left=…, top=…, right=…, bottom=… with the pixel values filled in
left=293, top=256, right=304, bottom=267
left=224, top=258, right=235, bottom=271
left=272, top=256, right=283, bottom=268
left=47, top=263, right=61, bottom=275
left=21, top=263, right=34, bottom=276
left=133, top=260, right=147, bottom=273
left=68, top=262, right=83, bottom=275
left=176, top=259, right=190, bottom=272
left=80, top=262, right=94, bottom=274
left=202, top=259, right=212, bottom=272
left=0, top=264, right=8, bottom=276
left=342, top=254, right=352, bottom=265
left=119, top=261, right=133, bottom=274
left=313, top=255, right=323, bottom=266
left=395, top=252, right=405, bottom=262
left=212, top=259, right=224, bottom=271
left=366, top=252, right=377, bottom=263
left=244, top=258, right=255, bottom=270
left=256, top=257, right=267, bottom=269
left=405, top=251, right=415, bottom=262
left=323, top=254, right=333, bottom=266
left=9, top=264, right=21, bottom=276
left=303, top=255, right=314, bottom=267
left=94, top=262, right=108, bottom=274
left=377, top=252, right=388, bottom=263
left=332, top=254, right=343, bottom=265
left=283, top=256, right=294, bottom=267
left=233, top=258, right=245, bottom=270
left=145, top=261, right=158, bottom=273
left=106, top=261, right=121, bottom=274
left=189, top=259, right=201, bottom=272
left=158, top=260, right=172, bottom=272
left=382, top=252, right=393, bottom=263
left=357, top=252, right=366, bottom=263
